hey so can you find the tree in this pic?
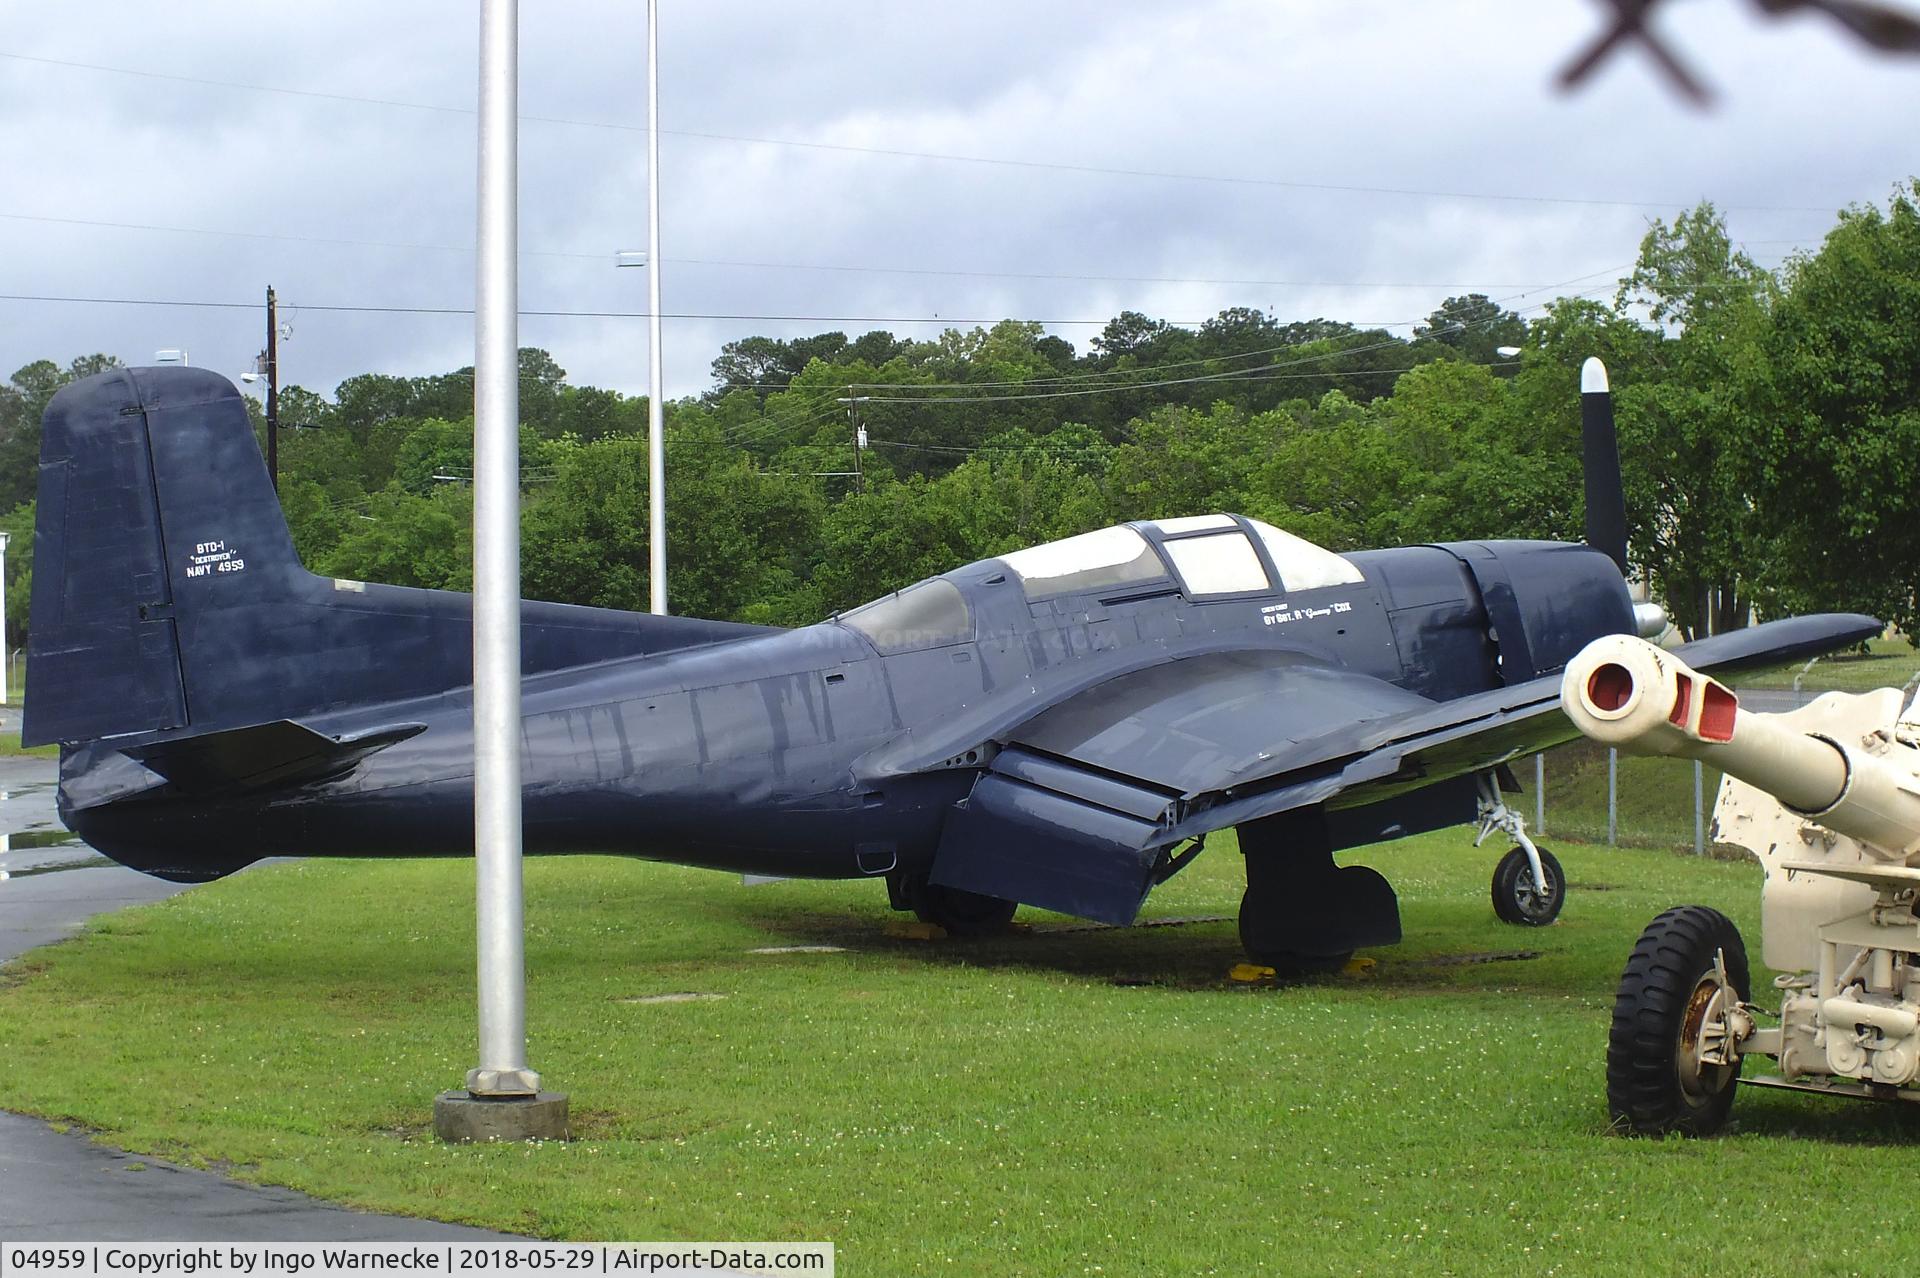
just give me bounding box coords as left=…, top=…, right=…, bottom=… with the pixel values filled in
left=1613, top=203, right=1779, bottom=637
left=0, top=354, right=121, bottom=512
left=1255, top=391, right=1405, bottom=550
left=1091, top=311, right=1172, bottom=362
left=709, top=336, right=790, bottom=401
left=1744, top=182, right=1920, bottom=633
left=0, top=500, right=33, bottom=640
left=520, top=410, right=827, bottom=623
left=1414, top=294, right=1528, bottom=368
left=1105, top=402, right=1270, bottom=522
left=317, top=484, right=472, bottom=591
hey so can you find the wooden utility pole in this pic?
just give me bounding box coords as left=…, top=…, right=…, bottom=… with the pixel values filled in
left=266, top=285, right=280, bottom=492
left=840, top=390, right=867, bottom=495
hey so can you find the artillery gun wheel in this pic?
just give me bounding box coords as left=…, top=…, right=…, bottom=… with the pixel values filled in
left=1607, top=905, right=1750, bottom=1136
left=1491, top=845, right=1565, bottom=926
left=905, top=876, right=1018, bottom=937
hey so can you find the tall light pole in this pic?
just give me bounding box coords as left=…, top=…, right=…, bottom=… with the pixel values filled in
left=434, top=0, right=568, bottom=1144
left=645, top=0, right=668, bottom=616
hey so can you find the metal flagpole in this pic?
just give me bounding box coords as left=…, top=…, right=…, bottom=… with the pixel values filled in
left=645, top=0, right=668, bottom=616
left=436, top=0, right=567, bottom=1142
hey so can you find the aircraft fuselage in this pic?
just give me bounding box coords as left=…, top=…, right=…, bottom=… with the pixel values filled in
left=64, top=527, right=1633, bottom=885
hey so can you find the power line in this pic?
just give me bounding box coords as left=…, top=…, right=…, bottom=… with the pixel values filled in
left=834, top=278, right=1660, bottom=407
left=890, top=357, right=1521, bottom=414
left=0, top=50, right=1844, bottom=216
left=0, top=211, right=1827, bottom=295
left=0, top=292, right=1207, bottom=326
left=851, top=356, right=1525, bottom=406
left=836, top=267, right=1634, bottom=393
left=0, top=212, right=604, bottom=263
left=5, top=209, right=1735, bottom=293
left=8, top=208, right=1709, bottom=294
left=722, top=301, right=1578, bottom=426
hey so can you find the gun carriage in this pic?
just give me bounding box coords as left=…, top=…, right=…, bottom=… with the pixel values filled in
left=1562, top=635, right=1920, bottom=1134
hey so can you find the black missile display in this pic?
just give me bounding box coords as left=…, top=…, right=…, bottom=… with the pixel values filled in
left=22, top=363, right=1879, bottom=972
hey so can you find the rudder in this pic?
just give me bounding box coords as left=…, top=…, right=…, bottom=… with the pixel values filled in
left=25, top=367, right=299, bottom=745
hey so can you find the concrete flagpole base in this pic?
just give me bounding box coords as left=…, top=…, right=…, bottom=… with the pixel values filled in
left=433, top=1091, right=572, bottom=1143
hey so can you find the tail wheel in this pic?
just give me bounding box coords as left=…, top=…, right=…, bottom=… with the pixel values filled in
left=1607, top=905, right=1751, bottom=1137
left=905, top=875, right=1017, bottom=937
left=1491, top=845, right=1565, bottom=927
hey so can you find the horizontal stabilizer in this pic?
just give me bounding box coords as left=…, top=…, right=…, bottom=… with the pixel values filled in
left=120, top=719, right=426, bottom=796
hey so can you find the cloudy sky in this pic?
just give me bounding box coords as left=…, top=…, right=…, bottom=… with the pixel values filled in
left=2, top=2, right=1914, bottom=399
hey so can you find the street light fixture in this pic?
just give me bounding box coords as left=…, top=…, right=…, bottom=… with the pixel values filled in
left=614, top=246, right=666, bottom=611
left=1495, top=345, right=1524, bottom=358
left=614, top=1, right=668, bottom=618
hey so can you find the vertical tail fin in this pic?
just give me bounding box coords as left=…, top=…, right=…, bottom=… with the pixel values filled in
left=24, top=366, right=770, bottom=748
left=25, top=367, right=299, bottom=745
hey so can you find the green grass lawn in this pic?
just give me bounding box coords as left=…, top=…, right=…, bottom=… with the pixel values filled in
left=1, top=834, right=1918, bottom=1274
left=1735, top=634, right=1919, bottom=691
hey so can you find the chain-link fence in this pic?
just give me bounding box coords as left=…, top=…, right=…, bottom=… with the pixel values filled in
left=1532, top=739, right=1727, bottom=855
left=1530, top=666, right=1920, bottom=856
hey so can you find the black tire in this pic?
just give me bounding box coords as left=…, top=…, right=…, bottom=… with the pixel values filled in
left=1237, top=890, right=1352, bottom=977
left=1491, top=845, right=1565, bottom=926
left=906, top=877, right=1018, bottom=937
left=1607, top=905, right=1751, bottom=1137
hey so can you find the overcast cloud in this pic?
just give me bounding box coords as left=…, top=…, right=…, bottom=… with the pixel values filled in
left=2, top=2, right=1914, bottom=399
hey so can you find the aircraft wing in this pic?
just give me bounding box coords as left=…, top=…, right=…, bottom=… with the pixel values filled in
left=926, top=612, right=1880, bottom=925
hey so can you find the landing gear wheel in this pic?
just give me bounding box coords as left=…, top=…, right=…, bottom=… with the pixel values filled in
left=1237, top=891, right=1352, bottom=977
left=1607, top=905, right=1750, bottom=1137
left=1491, top=845, right=1565, bottom=926
left=904, top=875, right=1017, bottom=937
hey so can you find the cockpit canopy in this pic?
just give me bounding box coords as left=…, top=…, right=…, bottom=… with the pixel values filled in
left=998, top=525, right=1165, bottom=598
left=838, top=514, right=1362, bottom=653
left=1002, top=515, right=1363, bottom=600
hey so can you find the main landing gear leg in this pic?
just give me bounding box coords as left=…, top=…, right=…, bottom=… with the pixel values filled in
left=1237, top=806, right=1400, bottom=976
left=887, top=867, right=1018, bottom=938
left=1474, top=772, right=1566, bottom=927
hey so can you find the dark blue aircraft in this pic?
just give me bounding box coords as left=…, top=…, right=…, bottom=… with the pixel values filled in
left=23, top=365, right=1877, bottom=971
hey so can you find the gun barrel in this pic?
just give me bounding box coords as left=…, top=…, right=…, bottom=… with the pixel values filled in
left=1560, top=636, right=1920, bottom=856
left=1560, top=635, right=1845, bottom=812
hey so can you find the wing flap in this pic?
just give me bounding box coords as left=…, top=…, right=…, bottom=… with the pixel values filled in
left=930, top=745, right=1180, bottom=924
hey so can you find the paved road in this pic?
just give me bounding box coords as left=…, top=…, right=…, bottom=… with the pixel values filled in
left=1736, top=688, right=1819, bottom=714
left=0, top=757, right=189, bottom=965
left=0, top=1115, right=501, bottom=1241
left=0, top=756, right=505, bottom=1241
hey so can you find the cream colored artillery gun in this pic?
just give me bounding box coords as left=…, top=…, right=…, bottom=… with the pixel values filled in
left=1561, top=633, right=1920, bottom=1135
